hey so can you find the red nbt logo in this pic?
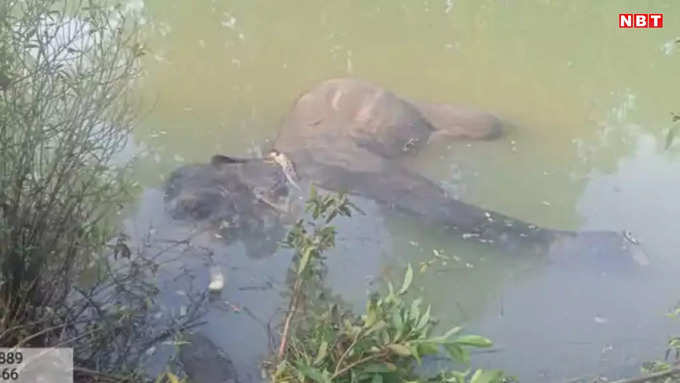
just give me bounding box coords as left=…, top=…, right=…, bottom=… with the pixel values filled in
left=619, top=13, right=663, bottom=28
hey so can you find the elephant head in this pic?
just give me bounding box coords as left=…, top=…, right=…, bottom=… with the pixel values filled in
left=163, top=154, right=295, bottom=258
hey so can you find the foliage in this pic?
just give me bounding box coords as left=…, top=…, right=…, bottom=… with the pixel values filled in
left=646, top=307, right=680, bottom=372
left=266, top=188, right=513, bottom=383
left=0, top=0, right=144, bottom=340
left=154, top=371, right=187, bottom=383
left=0, top=1, right=208, bottom=381
left=631, top=306, right=680, bottom=383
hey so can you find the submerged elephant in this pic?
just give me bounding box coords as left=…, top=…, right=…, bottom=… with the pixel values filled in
left=165, top=78, right=648, bottom=268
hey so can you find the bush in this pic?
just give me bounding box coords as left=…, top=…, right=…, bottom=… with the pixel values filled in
left=0, top=0, right=144, bottom=344
left=265, top=188, right=513, bottom=383
left=0, top=4, right=209, bottom=379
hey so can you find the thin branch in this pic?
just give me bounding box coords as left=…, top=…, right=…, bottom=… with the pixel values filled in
left=612, top=367, right=680, bottom=383
left=278, top=278, right=303, bottom=359
left=330, top=353, right=386, bottom=380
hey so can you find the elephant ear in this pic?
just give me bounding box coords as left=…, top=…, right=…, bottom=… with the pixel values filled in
left=210, top=154, right=253, bottom=167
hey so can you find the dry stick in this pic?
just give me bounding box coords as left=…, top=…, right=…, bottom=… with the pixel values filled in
left=0, top=316, right=53, bottom=343
left=15, top=322, right=76, bottom=348
left=278, top=278, right=303, bottom=359
left=334, top=332, right=362, bottom=375
left=330, top=353, right=386, bottom=380
left=73, top=366, right=127, bottom=382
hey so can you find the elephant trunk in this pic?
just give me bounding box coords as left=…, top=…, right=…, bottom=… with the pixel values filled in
left=299, top=156, right=648, bottom=268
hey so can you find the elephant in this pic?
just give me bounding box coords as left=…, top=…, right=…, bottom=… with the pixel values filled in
left=164, top=78, right=648, bottom=269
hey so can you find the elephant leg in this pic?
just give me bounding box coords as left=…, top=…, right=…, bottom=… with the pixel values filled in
left=410, top=101, right=504, bottom=141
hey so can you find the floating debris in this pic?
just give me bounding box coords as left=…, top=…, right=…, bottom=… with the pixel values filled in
left=461, top=233, right=479, bottom=239
left=224, top=301, right=241, bottom=313
left=221, top=13, right=236, bottom=29
left=209, top=266, right=225, bottom=292
left=152, top=53, right=167, bottom=63
left=662, top=39, right=676, bottom=56
left=622, top=230, right=640, bottom=245
left=419, top=261, right=434, bottom=273
left=594, top=315, right=609, bottom=324
left=432, top=249, right=449, bottom=260
left=408, top=240, right=419, bottom=247
left=156, top=22, right=171, bottom=37
left=541, top=201, right=552, bottom=207
left=444, top=0, right=454, bottom=14
left=401, top=137, right=419, bottom=152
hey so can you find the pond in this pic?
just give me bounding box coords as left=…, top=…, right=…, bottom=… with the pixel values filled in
left=125, top=1, right=680, bottom=381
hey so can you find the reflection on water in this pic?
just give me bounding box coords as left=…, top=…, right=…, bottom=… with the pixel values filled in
left=126, top=0, right=680, bottom=381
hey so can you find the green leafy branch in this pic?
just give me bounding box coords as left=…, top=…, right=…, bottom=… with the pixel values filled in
left=277, top=186, right=360, bottom=360
left=268, top=189, right=513, bottom=383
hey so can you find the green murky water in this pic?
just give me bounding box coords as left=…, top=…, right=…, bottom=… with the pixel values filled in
left=127, top=1, right=680, bottom=381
